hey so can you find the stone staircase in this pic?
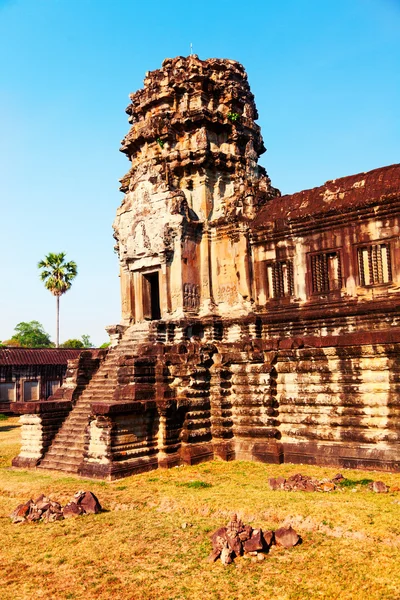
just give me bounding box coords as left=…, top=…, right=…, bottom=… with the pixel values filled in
left=37, top=323, right=155, bottom=474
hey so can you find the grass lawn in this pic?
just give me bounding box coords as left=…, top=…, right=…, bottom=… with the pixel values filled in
left=0, top=415, right=399, bottom=600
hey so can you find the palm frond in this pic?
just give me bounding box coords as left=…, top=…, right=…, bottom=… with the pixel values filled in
left=38, top=252, right=78, bottom=297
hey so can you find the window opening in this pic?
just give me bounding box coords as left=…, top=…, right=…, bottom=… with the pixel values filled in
left=46, top=380, right=60, bottom=398
left=358, top=243, right=392, bottom=286
left=23, top=381, right=39, bottom=401
left=0, top=383, right=15, bottom=402
left=311, top=252, right=342, bottom=293
left=267, top=260, right=294, bottom=298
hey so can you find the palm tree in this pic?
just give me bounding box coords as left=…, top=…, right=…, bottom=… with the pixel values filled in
left=38, top=252, right=78, bottom=347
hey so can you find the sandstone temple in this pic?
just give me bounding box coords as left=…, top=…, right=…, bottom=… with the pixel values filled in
left=13, top=56, right=400, bottom=478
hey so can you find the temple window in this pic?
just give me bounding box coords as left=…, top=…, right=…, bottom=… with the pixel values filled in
left=266, top=260, right=294, bottom=298
left=310, top=251, right=342, bottom=293
left=0, top=382, right=15, bottom=402
left=23, top=381, right=39, bottom=401
left=357, top=242, right=392, bottom=286
left=46, top=380, right=60, bottom=398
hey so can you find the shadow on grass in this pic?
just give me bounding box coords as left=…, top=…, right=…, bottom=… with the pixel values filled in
left=339, top=478, right=374, bottom=487
left=0, top=424, right=19, bottom=433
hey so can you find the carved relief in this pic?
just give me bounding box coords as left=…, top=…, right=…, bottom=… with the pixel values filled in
left=183, top=283, right=200, bottom=311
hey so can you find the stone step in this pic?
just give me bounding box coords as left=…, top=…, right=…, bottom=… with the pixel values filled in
left=39, top=336, right=143, bottom=469
left=52, top=431, right=86, bottom=442
left=40, top=452, right=82, bottom=465
left=38, top=459, right=81, bottom=473
left=43, top=449, right=84, bottom=461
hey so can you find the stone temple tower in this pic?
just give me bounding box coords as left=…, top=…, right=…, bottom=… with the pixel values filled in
left=14, top=55, right=399, bottom=478
left=114, top=55, right=278, bottom=328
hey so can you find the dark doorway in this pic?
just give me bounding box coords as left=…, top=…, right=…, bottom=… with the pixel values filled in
left=143, top=272, right=161, bottom=320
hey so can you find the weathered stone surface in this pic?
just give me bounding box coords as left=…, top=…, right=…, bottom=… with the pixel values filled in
left=243, top=529, right=264, bottom=552
left=275, top=526, right=300, bottom=548
left=76, top=491, right=102, bottom=514
left=371, top=481, right=389, bottom=493
left=220, top=546, right=233, bottom=565
left=262, top=530, right=274, bottom=548
left=13, top=54, right=400, bottom=480
left=211, top=527, right=228, bottom=551
left=63, top=502, right=85, bottom=518
left=10, top=501, right=32, bottom=523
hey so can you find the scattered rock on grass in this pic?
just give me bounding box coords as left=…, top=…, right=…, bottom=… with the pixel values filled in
left=208, top=513, right=300, bottom=565
left=369, top=481, right=389, bottom=493
left=10, top=491, right=102, bottom=524
left=269, top=473, right=392, bottom=493
left=275, top=526, right=300, bottom=549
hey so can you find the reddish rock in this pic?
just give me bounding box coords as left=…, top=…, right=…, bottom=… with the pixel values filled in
left=262, top=530, right=274, bottom=548
left=27, top=510, right=42, bottom=522
left=47, top=511, right=64, bottom=522
left=220, top=546, right=233, bottom=565
left=207, top=549, right=221, bottom=563
left=372, top=481, right=388, bottom=493
left=36, top=498, right=51, bottom=511
left=77, top=491, right=102, bottom=514
left=63, top=502, right=84, bottom=518
left=238, top=525, right=252, bottom=542
left=211, top=526, right=228, bottom=551
left=226, top=534, right=242, bottom=556
left=243, top=529, right=264, bottom=552
left=275, top=526, right=300, bottom=548
left=269, top=476, right=286, bottom=490
left=11, top=501, right=32, bottom=523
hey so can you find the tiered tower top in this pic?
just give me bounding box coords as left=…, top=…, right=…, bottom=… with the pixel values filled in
left=119, top=55, right=278, bottom=215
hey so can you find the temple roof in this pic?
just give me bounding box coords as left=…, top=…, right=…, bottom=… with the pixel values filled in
left=252, top=163, right=400, bottom=229
left=0, top=348, right=82, bottom=366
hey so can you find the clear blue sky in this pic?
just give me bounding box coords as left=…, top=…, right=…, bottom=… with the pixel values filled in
left=0, top=0, right=399, bottom=346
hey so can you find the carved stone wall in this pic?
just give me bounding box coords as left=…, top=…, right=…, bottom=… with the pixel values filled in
left=114, top=55, right=279, bottom=326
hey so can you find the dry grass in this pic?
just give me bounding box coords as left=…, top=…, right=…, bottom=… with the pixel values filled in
left=0, top=416, right=399, bottom=600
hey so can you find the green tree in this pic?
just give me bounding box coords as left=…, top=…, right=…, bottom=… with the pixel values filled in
left=81, top=334, right=93, bottom=348
left=38, top=252, right=78, bottom=348
left=9, top=321, right=52, bottom=348
left=60, top=339, right=84, bottom=348
left=60, top=334, right=92, bottom=349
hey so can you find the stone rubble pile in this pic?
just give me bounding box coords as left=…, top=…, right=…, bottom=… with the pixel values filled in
left=269, top=473, right=391, bottom=493
left=10, top=491, right=102, bottom=524
left=209, top=513, right=300, bottom=565
left=269, top=473, right=344, bottom=492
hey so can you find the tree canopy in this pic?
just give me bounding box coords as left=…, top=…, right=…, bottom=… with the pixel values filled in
left=8, top=321, right=53, bottom=348
left=60, top=335, right=93, bottom=349
left=38, top=252, right=78, bottom=297
left=60, top=339, right=84, bottom=348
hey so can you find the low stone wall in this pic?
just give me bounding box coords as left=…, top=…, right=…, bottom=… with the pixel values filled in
left=72, top=333, right=399, bottom=479
left=12, top=400, right=72, bottom=468
left=276, top=338, right=400, bottom=471
left=79, top=401, right=160, bottom=479
left=13, top=331, right=400, bottom=478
